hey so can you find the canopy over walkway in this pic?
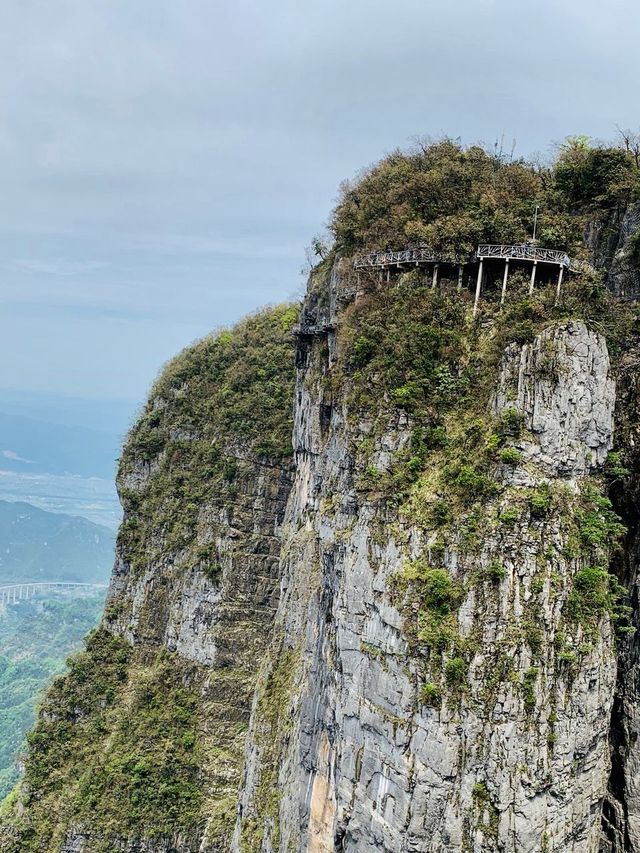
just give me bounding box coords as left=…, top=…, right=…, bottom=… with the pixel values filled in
left=0, top=581, right=108, bottom=606
left=353, top=243, right=597, bottom=315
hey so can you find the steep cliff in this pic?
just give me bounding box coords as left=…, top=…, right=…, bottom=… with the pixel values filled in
left=234, top=269, right=637, bottom=853
left=0, top=305, right=298, bottom=852
left=3, top=138, right=640, bottom=853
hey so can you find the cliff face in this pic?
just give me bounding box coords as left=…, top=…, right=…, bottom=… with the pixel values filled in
left=5, top=139, right=640, bottom=853
left=233, top=269, right=635, bottom=853
left=0, top=306, right=298, bottom=853
left=3, top=267, right=640, bottom=853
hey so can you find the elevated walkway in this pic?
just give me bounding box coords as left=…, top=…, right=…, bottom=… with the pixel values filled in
left=353, top=243, right=597, bottom=315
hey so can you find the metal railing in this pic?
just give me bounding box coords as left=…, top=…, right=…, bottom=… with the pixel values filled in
left=476, top=244, right=570, bottom=266
left=354, top=247, right=440, bottom=269
left=354, top=244, right=584, bottom=270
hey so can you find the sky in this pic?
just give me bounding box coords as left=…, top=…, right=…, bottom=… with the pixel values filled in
left=1, top=0, right=639, bottom=410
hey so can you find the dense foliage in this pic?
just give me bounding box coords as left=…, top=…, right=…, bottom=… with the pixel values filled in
left=117, top=304, right=298, bottom=580
left=0, top=500, right=114, bottom=585
left=0, top=593, right=106, bottom=799
left=2, top=630, right=206, bottom=852
left=330, top=136, right=640, bottom=257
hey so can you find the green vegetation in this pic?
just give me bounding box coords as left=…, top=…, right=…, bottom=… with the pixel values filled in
left=498, top=507, right=520, bottom=527
left=472, top=781, right=499, bottom=839
left=484, top=560, right=506, bottom=583
left=419, top=682, right=442, bottom=707
left=1, top=305, right=299, bottom=850
left=567, top=567, right=631, bottom=632
left=331, top=136, right=640, bottom=258
left=575, top=486, right=627, bottom=552
left=3, top=629, right=207, bottom=852
left=117, top=304, right=298, bottom=583
left=239, top=645, right=300, bottom=852
left=522, top=666, right=539, bottom=712
left=444, top=657, right=467, bottom=687
left=0, top=500, right=114, bottom=585
left=0, top=593, right=106, bottom=799
left=529, top=483, right=553, bottom=518
left=499, top=447, right=521, bottom=465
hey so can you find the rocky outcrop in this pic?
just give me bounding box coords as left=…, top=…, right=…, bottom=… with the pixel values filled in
left=494, top=321, right=615, bottom=477
left=0, top=306, right=298, bottom=853
left=3, top=268, right=637, bottom=853
left=235, top=287, right=624, bottom=853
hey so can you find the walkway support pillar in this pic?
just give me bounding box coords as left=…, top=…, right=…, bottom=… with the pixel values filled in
left=555, top=265, right=564, bottom=304
left=386, top=269, right=390, bottom=284
left=529, top=261, right=537, bottom=296
left=500, top=259, right=509, bottom=306
left=457, top=264, right=463, bottom=291
left=432, top=263, right=439, bottom=290
left=473, top=258, right=484, bottom=317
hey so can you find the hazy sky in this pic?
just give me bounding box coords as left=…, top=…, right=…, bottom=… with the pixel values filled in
left=2, top=0, right=639, bottom=407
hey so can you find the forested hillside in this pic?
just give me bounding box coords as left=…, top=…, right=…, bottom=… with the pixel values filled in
left=0, top=501, right=114, bottom=584
left=0, top=592, right=106, bottom=799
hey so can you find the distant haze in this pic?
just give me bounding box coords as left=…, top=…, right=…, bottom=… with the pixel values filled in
left=1, top=0, right=640, bottom=404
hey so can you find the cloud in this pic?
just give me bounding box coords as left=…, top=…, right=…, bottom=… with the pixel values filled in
left=0, top=0, right=639, bottom=402
left=11, top=259, right=107, bottom=276
left=2, top=450, right=35, bottom=464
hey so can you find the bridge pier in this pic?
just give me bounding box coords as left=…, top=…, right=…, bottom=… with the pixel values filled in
left=431, top=263, right=439, bottom=290
left=474, top=258, right=484, bottom=317
left=556, top=265, right=564, bottom=304
left=500, top=259, right=510, bottom=305
left=529, top=260, right=538, bottom=295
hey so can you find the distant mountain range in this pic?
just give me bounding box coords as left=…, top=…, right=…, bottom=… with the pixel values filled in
left=0, top=411, right=119, bottom=480
left=0, top=500, right=115, bottom=584
left=0, top=390, right=134, bottom=528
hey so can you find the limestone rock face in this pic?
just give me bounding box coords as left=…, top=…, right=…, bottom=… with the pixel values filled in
left=6, top=279, right=640, bottom=853
left=494, top=320, right=615, bottom=477
left=235, top=298, right=620, bottom=852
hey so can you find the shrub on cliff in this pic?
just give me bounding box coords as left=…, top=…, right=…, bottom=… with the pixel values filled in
left=330, top=136, right=640, bottom=257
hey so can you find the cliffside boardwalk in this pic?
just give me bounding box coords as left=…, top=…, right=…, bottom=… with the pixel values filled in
left=354, top=242, right=595, bottom=315
left=0, top=581, right=107, bottom=606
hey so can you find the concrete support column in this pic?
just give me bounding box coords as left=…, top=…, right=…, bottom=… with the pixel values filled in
left=386, top=269, right=390, bottom=284
left=473, top=259, right=484, bottom=317
left=457, top=264, right=464, bottom=291
left=529, top=261, right=538, bottom=295
left=500, top=259, right=510, bottom=306
left=555, top=265, right=564, bottom=304
left=432, top=263, right=439, bottom=290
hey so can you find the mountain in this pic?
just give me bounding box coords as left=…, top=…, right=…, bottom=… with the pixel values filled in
left=0, top=500, right=115, bottom=584
left=4, top=138, right=640, bottom=853
left=0, top=390, right=129, bottom=528
left=0, top=411, right=119, bottom=480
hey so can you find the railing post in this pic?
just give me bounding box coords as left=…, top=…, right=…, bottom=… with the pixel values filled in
left=500, top=259, right=509, bottom=306
left=473, top=259, right=484, bottom=317
left=555, top=265, right=564, bottom=304
left=529, top=261, right=537, bottom=296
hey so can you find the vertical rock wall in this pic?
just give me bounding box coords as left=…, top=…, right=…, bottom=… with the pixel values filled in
left=236, top=285, right=622, bottom=853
